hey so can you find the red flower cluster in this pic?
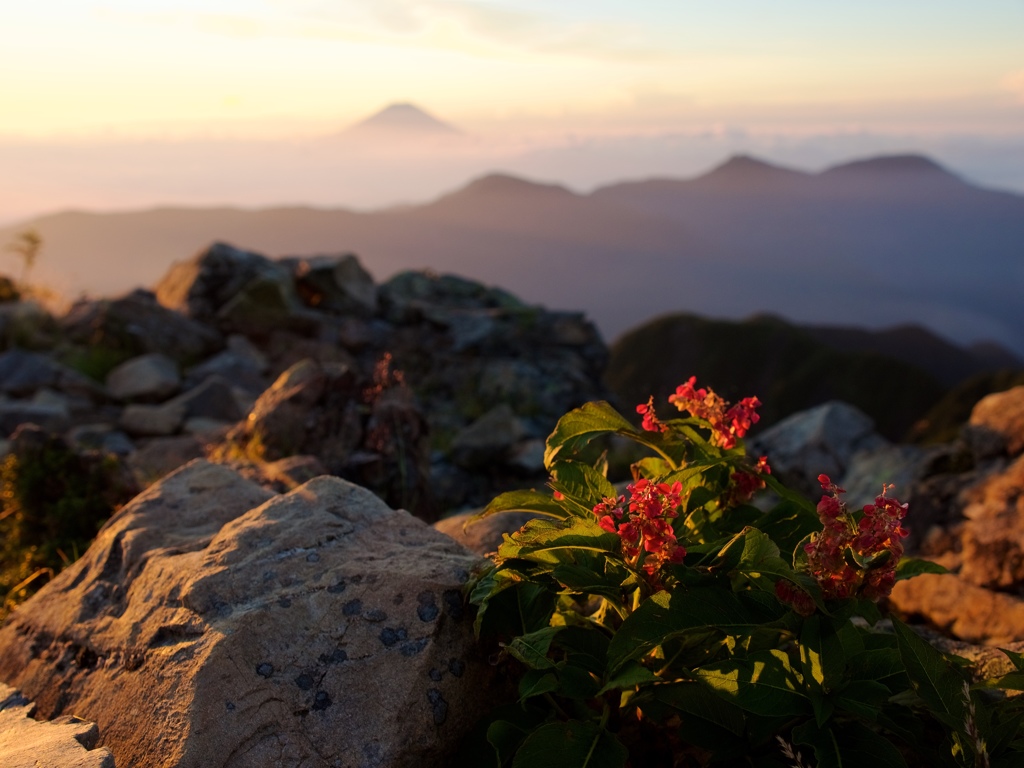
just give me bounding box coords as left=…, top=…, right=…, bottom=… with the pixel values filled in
left=594, top=479, right=686, bottom=576
left=804, top=474, right=908, bottom=602
left=667, top=376, right=761, bottom=449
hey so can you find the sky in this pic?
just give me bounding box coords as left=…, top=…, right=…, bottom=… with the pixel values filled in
left=1, top=0, right=1023, bottom=220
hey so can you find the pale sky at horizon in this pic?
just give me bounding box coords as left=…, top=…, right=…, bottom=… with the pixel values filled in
left=3, top=0, right=1024, bottom=139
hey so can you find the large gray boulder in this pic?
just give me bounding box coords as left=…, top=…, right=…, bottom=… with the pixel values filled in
left=0, top=683, right=114, bottom=768
left=748, top=401, right=887, bottom=496
left=0, top=461, right=501, bottom=768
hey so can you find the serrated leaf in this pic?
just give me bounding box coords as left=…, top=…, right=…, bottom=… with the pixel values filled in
left=895, top=557, right=949, bottom=581
left=606, top=588, right=763, bottom=673
left=598, top=660, right=658, bottom=694
left=544, top=402, right=639, bottom=469
left=695, top=649, right=810, bottom=717
left=497, top=517, right=618, bottom=564
left=511, top=720, right=628, bottom=768
left=549, top=461, right=618, bottom=514
left=649, top=681, right=748, bottom=756
left=507, top=626, right=563, bottom=670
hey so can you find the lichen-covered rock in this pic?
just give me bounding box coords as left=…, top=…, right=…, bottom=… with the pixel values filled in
left=0, top=460, right=500, bottom=768
left=0, top=682, right=114, bottom=768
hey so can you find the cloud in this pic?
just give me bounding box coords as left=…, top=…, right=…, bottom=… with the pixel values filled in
left=108, top=0, right=673, bottom=63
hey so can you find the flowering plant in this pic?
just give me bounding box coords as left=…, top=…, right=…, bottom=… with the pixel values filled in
left=466, top=381, right=1024, bottom=768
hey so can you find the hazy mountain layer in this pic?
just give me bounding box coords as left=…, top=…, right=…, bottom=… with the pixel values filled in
left=3, top=152, right=1021, bottom=354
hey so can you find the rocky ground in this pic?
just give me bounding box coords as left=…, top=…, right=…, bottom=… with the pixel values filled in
left=1, top=241, right=1024, bottom=765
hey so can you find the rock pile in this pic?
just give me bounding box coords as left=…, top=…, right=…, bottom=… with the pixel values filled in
left=0, top=241, right=609, bottom=519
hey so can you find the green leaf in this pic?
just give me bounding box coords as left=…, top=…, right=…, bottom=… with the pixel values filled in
left=511, top=720, right=628, bottom=768
left=895, top=557, right=949, bottom=581
left=847, top=648, right=908, bottom=690
left=469, top=489, right=570, bottom=529
left=606, top=588, right=763, bottom=673
left=544, top=401, right=639, bottom=469
left=507, top=626, right=563, bottom=670
left=891, top=616, right=968, bottom=733
left=694, top=648, right=810, bottom=717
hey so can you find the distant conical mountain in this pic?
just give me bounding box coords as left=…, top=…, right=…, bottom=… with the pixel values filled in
left=343, top=103, right=460, bottom=138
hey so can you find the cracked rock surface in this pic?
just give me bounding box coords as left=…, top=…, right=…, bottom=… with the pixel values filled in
left=0, top=460, right=498, bottom=768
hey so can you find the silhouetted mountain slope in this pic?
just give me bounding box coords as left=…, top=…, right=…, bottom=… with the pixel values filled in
left=799, top=323, right=1021, bottom=388
left=605, top=313, right=957, bottom=441
left=4, top=152, right=1022, bottom=355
